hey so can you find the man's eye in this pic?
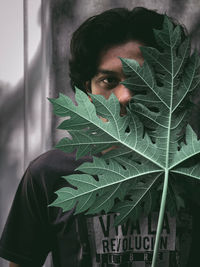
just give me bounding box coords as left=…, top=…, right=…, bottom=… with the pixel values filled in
left=101, top=77, right=119, bottom=88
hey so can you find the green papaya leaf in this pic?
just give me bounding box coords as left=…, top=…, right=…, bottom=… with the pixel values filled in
left=112, top=173, right=161, bottom=226
left=50, top=157, right=161, bottom=214
left=49, top=15, right=200, bottom=266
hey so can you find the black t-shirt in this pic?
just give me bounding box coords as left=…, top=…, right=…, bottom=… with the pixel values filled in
left=0, top=149, right=199, bottom=267
left=0, top=149, right=92, bottom=267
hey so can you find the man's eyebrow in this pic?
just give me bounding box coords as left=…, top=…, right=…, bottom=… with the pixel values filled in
left=96, top=69, right=118, bottom=76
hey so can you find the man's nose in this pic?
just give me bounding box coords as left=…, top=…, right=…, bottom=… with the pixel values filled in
left=113, top=84, right=133, bottom=106
left=113, top=84, right=132, bottom=116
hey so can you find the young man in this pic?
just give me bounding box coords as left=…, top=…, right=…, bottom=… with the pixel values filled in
left=0, top=7, right=198, bottom=267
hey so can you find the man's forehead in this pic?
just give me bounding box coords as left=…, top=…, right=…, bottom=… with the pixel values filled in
left=96, top=41, right=144, bottom=74
left=99, top=41, right=144, bottom=59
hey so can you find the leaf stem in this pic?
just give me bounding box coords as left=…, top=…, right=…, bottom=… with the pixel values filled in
left=151, top=169, right=169, bottom=267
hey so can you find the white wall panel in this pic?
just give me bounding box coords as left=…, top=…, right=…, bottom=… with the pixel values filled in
left=0, top=0, right=52, bottom=266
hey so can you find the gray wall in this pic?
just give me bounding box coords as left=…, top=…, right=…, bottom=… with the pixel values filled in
left=0, top=0, right=200, bottom=266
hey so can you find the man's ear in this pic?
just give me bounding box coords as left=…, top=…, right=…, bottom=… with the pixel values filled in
left=85, top=81, right=92, bottom=102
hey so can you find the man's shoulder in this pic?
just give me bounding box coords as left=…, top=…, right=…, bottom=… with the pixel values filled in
left=29, top=149, right=75, bottom=173
left=28, top=149, right=92, bottom=181
left=19, top=149, right=92, bottom=198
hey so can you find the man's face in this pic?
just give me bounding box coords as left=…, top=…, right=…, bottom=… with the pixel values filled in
left=89, top=40, right=144, bottom=114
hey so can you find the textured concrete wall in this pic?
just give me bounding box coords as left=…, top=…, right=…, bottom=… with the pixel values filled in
left=0, top=1, right=200, bottom=266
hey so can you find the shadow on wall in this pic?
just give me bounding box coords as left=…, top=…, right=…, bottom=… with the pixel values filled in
left=0, top=44, right=43, bottom=221
left=0, top=1, right=81, bottom=263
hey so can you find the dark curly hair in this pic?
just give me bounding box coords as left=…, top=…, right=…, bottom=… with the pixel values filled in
left=69, top=7, right=184, bottom=92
